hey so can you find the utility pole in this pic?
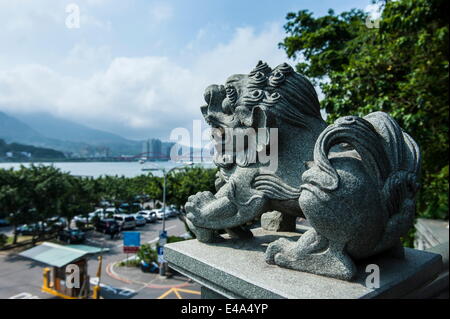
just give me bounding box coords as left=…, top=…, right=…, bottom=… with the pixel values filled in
left=162, top=169, right=167, bottom=233
left=141, top=162, right=193, bottom=277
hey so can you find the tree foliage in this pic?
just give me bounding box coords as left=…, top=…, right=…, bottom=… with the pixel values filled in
left=281, top=0, right=448, bottom=219
left=0, top=165, right=217, bottom=244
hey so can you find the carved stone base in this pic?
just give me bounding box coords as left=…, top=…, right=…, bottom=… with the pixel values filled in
left=165, top=227, right=443, bottom=299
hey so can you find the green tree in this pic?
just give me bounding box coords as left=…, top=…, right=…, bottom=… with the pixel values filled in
left=20, top=165, right=69, bottom=241
left=167, top=166, right=217, bottom=208
left=281, top=0, right=448, bottom=220
left=0, top=168, right=30, bottom=244
left=60, top=176, right=101, bottom=229
left=97, top=175, right=130, bottom=210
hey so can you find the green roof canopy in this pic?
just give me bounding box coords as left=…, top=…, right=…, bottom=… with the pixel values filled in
left=19, top=242, right=107, bottom=268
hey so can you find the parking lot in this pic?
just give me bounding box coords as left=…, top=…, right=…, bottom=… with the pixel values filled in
left=0, top=217, right=201, bottom=299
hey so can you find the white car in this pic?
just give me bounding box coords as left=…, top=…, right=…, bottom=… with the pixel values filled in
left=137, top=210, right=157, bottom=223
left=103, top=207, right=125, bottom=216
left=74, top=210, right=104, bottom=223
left=114, top=214, right=136, bottom=230
left=154, top=209, right=171, bottom=220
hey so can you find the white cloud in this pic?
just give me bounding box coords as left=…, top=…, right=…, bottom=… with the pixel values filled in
left=195, top=24, right=287, bottom=83
left=0, top=1, right=62, bottom=32
left=0, top=1, right=111, bottom=33
left=0, top=24, right=289, bottom=139
left=365, top=3, right=383, bottom=20
left=148, top=2, right=174, bottom=25
left=63, top=42, right=112, bottom=75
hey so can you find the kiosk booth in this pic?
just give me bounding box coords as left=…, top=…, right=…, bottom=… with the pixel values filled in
left=20, top=242, right=106, bottom=299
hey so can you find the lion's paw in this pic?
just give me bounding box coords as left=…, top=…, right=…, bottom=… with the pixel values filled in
left=185, top=218, right=222, bottom=243
left=265, top=238, right=292, bottom=265
left=185, top=191, right=216, bottom=222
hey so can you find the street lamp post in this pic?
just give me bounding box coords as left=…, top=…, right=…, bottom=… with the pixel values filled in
left=162, top=169, right=167, bottom=233
left=142, top=162, right=193, bottom=276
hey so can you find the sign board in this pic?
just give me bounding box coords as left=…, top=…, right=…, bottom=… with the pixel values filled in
left=123, top=232, right=140, bottom=254
left=157, top=246, right=165, bottom=263
left=159, top=230, right=168, bottom=247
left=159, top=230, right=167, bottom=239
left=123, top=246, right=139, bottom=253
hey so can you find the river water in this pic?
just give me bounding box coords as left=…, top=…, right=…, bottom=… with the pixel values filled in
left=0, top=161, right=215, bottom=178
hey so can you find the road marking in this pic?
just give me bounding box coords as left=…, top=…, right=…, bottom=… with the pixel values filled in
left=176, top=288, right=201, bottom=295
left=173, top=288, right=183, bottom=299
left=157, top=287, right=175, bottom=299
left=156, top=287, right=200, bottom=299
left=105, top=262, right=132, bottom=284
left=89, top=278, right=136, bottom=297
left=9, top=292, right=40, bottom=299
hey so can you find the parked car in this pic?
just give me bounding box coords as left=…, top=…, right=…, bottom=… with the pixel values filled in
left=119, top=202, right=142, bottom=213
left=103, top=207, right=126, bottom=216
left=167, top=208, right=179, bottom=217
left=114, top=215, right=136, bottom=230
left=133, top=214, right=146, bottom=226
left=58, top=229, right=86, bottom=244
left=154, top=209, right=170, bottom=220
left=99, top=200, right=112, bottom=207
left=74, top=210, right=101, bottom=224
left=94, top=218, right=120, bottom=234
left=73, top=215, right=88, bottom=223
left=137, top=210, right=157, bottom=223
left=74, top=209, right=111, bottom=224
left=47, top=217, right=67, bottom=231
left=16, top=222, right=51, bottom=235
left=155, top=208, right=176, bottom=219
left=0, top=219, right=10, bottom=227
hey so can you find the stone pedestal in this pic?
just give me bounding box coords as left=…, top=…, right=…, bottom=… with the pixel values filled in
left=165, top=227, right=443, bottom=299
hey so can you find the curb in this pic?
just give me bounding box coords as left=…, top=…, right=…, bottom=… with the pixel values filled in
left=106, top=261, right=132, bottom=284
left=146, top=281, right=191, bottom=289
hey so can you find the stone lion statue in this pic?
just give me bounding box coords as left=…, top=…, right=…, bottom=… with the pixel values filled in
left=184, top=61, right=421, bottom=281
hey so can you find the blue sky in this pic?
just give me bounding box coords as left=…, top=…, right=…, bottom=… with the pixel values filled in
left=0, top=0, right=377, bottom=140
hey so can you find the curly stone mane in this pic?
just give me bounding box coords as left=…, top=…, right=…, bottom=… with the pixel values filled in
left=223, top=61, right=323, bottom=129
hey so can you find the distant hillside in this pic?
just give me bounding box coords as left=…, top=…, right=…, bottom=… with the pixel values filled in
left=0, top=111, right=47, bottom=144
left=0, top=111, right=90, bottom=155
left=14, top=112, right=136, bottom=146
left=0, top=138, right=65, bottom=160
left=0, top=111, right=143, bottom=156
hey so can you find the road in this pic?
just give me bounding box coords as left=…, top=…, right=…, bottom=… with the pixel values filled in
left=0, top=217, right=201, bottom=299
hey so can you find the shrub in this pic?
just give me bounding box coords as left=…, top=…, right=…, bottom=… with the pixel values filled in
left=118, top=258, right=141, bottom=267
left=137, top=244, right=158, bottom=264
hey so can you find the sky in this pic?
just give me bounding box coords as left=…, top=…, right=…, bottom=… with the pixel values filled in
left=0, top=0, right=379, bottom=141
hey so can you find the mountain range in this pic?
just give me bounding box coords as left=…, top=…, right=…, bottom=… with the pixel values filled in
left=0, top=111, right=143, bottom=157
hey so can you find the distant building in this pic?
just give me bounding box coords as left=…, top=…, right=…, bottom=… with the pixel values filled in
left=141, top=139, right=176, bottom=161
left=149, top=138, right=162, bottom=160
left=161, top=142, right=175, bottom=161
